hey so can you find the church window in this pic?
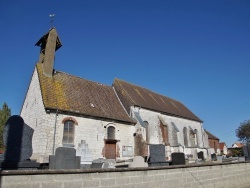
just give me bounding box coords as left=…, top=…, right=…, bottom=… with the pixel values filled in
left=183, top=127, right=188, bottom=147
left=62, top=120, right=75, bottom=147
left=160, top=120, right=169, bottom=145
left=107, top=126, right=115, bottom=140
left=144, top=121, right=149, bottom=143
left=190, top=130, right=196, bottom=147
left=171, top=122, right=179, bottom=146
left=194, top=129, right=198, bottom=146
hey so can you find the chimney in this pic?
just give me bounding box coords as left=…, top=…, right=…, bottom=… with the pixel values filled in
left=35, top=28, right=62, bottom=77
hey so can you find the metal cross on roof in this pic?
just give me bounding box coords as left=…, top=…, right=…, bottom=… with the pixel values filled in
left=49, top=14, right=55, bottom=28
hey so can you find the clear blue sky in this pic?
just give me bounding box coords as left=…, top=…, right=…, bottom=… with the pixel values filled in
left=0, top=1, right=249, bottom=147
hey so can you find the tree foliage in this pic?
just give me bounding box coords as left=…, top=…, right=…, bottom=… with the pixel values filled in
left=0, top=102, right=11, bottom=151
left=235, top=120, right=250, bottom=143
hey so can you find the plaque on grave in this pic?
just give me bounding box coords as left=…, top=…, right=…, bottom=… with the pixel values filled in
left=49, top=147, right=80, bottom=169
left=171, top=152, right=185, bottom=165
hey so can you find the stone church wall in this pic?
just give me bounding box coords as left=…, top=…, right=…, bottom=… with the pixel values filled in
left=132, top=107, right=209, bottom=160
left=20, top=67, right=135, bottom=163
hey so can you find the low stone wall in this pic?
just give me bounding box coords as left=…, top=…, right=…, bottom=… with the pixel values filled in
left=1, top=162, right=250, bottom=188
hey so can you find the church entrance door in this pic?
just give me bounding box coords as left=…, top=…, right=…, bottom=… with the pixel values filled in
left=105, top=141, right=116, bottom=159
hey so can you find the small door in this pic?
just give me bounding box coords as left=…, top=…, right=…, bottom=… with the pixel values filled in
left=105, top=142, right=116, bottom=159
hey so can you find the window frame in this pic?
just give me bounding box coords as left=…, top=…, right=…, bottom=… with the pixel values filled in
left=62, top=120, right=75, bottom=147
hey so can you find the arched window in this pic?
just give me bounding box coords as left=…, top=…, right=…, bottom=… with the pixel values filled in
left=190, top=130, right=196, bottom=147
left=183, top=127, right=188, bottom=147
left=171, top=122, right=179, bottom=146
left=194, top=129, right=198, bottom=146
left=214, top=141, right=217, bottom=152
left=159, top=120, right=168, bottom=145
left=144, top=121, right=149, bottom=143
left=107, top=126, right=115, bottom=140
left=62, top=120, right=75, bottom=147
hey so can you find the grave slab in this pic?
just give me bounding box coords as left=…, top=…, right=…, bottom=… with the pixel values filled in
left=49, top=147, right=80, bottom=169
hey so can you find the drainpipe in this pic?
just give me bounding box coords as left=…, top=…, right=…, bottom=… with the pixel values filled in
left=52, top=109, right=58, bottom=155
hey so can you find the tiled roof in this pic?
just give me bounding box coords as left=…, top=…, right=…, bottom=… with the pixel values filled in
left=113, top=78, right=202, bottom=122
left=233, top=142, right=243, bottom=148
left=36, top=63, right=135, bottom=124
left=219, top=142, right=227, bottom=150
left=205, top=130, right=219, bottom=140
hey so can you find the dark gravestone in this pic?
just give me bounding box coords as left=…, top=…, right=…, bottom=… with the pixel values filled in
left=149, top=144, right=166, bottom=162
left=211, top=153, right=217, bottom=161
left=0, top=115, right=39, bottom=170
left=148, top=144, right=169, bottom=166
left=171, top=153, right=185, bottom=165
left=198, top=151, right=204, bottom=160
left=243, top=146, right=250, bottom=161
left=49, top=147, right=80, bottom=169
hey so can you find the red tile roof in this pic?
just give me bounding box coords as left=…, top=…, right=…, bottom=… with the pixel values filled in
left=219, top=142, right=227, bottom=150
left=113, top=78, right=202, bottom=122
left=233, top=142, right=243, bottom=148
left=36, top=63, right=135, bottom=124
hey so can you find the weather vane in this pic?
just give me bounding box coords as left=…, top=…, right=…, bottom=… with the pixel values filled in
left=49, top=14, right=55, bottom=28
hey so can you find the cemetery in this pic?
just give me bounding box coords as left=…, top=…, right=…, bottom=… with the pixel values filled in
left=1, top=115, right=250, bottom=187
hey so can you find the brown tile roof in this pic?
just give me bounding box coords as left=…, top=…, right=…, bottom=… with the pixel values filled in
left=113, top=78, right=202, bottom=122
left=36, top=63, right=135, bottom=124
left=205, top=130, right=219, bottom=140
left=219, top=142, right=227, bottom=150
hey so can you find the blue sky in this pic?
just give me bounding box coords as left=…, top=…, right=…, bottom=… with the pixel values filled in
left=0, top=1, right=249, bottom=147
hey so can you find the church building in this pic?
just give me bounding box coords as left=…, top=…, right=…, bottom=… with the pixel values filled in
left=20, top=28, right=209, bottom=163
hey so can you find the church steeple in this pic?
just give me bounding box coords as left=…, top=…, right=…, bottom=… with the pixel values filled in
left=35, top=28, right=62, bottom=77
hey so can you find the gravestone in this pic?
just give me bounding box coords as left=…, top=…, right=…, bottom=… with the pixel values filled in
left=211, top=153, right=217, bottom=161
left=148, top=144, right=169, bottom=166
left=76, top=140, right=93, bottom=168
left=149, top=144, right=165, bottom=162
left=49, top=147, right=80, bottom=169
left=198, top=151, right=204, bottom=160
left=90, top=158, right=116, bottom=169
left=243, top=145, right=250, bottom=161
left=171, top=153, right=185, bottom=165
left=0, top=115, right=40, bottom=170
left=129, top=156, right=148, bottom=168
left=217, top=155, right=223, bottom=162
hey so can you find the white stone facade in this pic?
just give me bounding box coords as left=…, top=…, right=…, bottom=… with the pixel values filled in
left=132, top=107, right=209, bottom=160
left=21, top=67, right=135, bottom=163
